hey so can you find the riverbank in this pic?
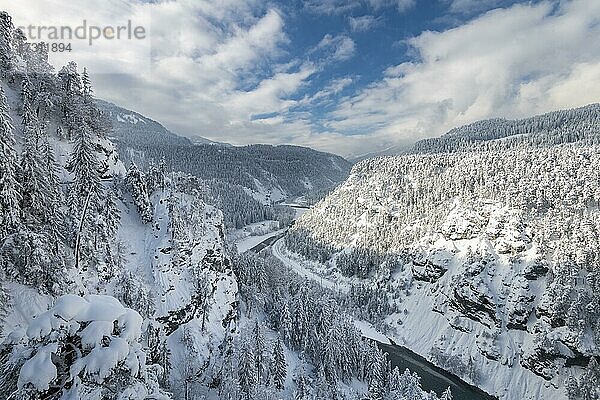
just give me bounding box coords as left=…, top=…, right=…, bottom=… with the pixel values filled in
left=375, top=340, right=498, bottom=400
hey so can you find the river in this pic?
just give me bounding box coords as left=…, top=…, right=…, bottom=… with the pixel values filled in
left=375, top=341, right=497, bottom=400
left=247, top=219, right=498, bottom=400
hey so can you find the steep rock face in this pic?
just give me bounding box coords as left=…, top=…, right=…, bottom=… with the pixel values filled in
left=410, top=202, right=539, bottom=332
left=411, top=256, right=448, bottom=281
left=118, top=176, right=238, bottom=392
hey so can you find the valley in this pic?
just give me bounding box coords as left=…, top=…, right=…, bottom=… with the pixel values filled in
left=1, top=4, right=599, bottom=400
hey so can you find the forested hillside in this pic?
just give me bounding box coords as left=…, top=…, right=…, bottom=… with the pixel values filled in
left=0, top=11, right=442, bottom=400
left=286, top=104, right=600, bottom=400
left=411, top=104, right=600, bottom=153
left=96, top=99, right=196, bottom=148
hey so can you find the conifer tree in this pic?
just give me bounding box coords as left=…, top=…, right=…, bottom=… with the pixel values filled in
left=0, top=281, right=9, bottom=335
left=238, top=342, right=257, bottom=400
left=82, top=67, right=93, bottom=100
left=440, top=387, right=453, bottom=400
left=566, top=375, right=581, bottom=399
left=253, top=319, right=267, bottom=385
left=367, top=345, right=385, bottom=400
left=578, top=357, right=600, bottom=400
left=39, top=134, right=64, bottom=243
left=314, top=367, right=334, bottom=399
left=19, top=80, right=47, bottom=227
left=0, top=85, right=20, bottom=238
left=221, top=354, right=241, bottom=400
left=127, top=161, right=153, bottom=223
left=102, top=188, right=121, bottom=239
left=0, top=12, right=14, bottom=73
left=293, top=368, right=310, bottom=400
left=69, top=123, right=101, bottom=201
left=280, top=302, right=292, bottom=345
left=271, top=336, right=287, bottom=390
left=58, top=62, right=83, bottom=139
left=68, top=122, right=101, bottom=271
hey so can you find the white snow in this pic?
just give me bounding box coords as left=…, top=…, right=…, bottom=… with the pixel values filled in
left=117, top=113, right=147, bottom=125
left=282, top=199, right=567, bottom=400
left=353, top=320, right=391, bottom=344
left=243, top=178, right=287, bottom=205
left=116, top=183, right=238, bottom=388
left=235, top=227, right=287, bottom=253
left=227, top=220, right=283, bottom=253
left=18, top=343, right=59, bottom=391
left=17, top=294, right=145, bottom=392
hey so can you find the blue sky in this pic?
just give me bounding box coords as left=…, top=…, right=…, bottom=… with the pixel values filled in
left=6, top=0, right=600, bottom=157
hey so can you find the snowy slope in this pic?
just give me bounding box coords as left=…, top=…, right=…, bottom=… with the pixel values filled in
left=1, top=73, right=236, bottom=398
left=1, top=82, right=126, bottom=181
left=95, top=99, right=214, bottom=148
left=285, top=142, right=600, bottom=400
left=117, top=178, right=238, bottom=392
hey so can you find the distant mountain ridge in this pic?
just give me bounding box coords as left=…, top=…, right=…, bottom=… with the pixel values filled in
left=96, top=99, right=352, bottom=229
left=97, top=99, right=352, bottom=205
left=352, top=103, right=600, bottom=161
left=410, top=103, right=600, bottom=154
left=96, top=99, right=206, bottom=147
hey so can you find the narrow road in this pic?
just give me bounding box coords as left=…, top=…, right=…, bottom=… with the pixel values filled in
left=244, top=203, right=311, bottom=254
left=246, top=230, right=288, bottom=253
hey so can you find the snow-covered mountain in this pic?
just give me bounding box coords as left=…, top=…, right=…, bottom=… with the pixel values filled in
left=97, top=99, right=352, bottom=206
left=0, top=11, right=441, bottom=400
left=96, top=98, right=352, bottom=231
left=95, top=99, right=216, bottom=148
left=411, top=103, right=600, bottom=154
left=355, top=103, right=600, bottom=161
left=285, top=110, right=600, bottom=399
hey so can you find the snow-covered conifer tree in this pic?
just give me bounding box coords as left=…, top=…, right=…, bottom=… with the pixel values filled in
left=253, top=319, right=267, bottom=385
left=1, top=294, right=171, bottom=399
left=272, top=336, right=287, bottom=390
left=19, top=79, right=47, bottom=227
left=238, top=342, right=257, bottom=400
left=127, top=161, right=153, bottom=223
left=0, top=85, right=20, bottom=238
left=0, top=12, right=14, bottom=73
left=293, top=369, right=310, bottom=400
left=440, top=387, right=453, bottom=400
left=58, top=62, right=83, bottom=139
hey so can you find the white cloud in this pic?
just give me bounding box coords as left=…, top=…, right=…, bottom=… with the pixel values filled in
left=4, top=0, right=321, bottom=147
left=396, top=0, right=417, bottom=13
left=228, top=64, right=316, bottom=120
left=303, top=0, right=360, bottom=15
left=349, top=15, right=380, bottom=32
left=4, top=0, right=600, bottom=158
left=301, top=77, right=354, bottom=104
left=322, top=0, right=600, bottom=155
left=304, top=0, right=415, bottom=15
left=315, top=34, right=356, bottom=62
left=446, top=0, right=504, bottom=15
left=368, top=0, right=416, bottom=13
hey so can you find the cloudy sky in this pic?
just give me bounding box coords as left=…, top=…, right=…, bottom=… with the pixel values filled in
left=3, top=0, right=600, bottom=157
